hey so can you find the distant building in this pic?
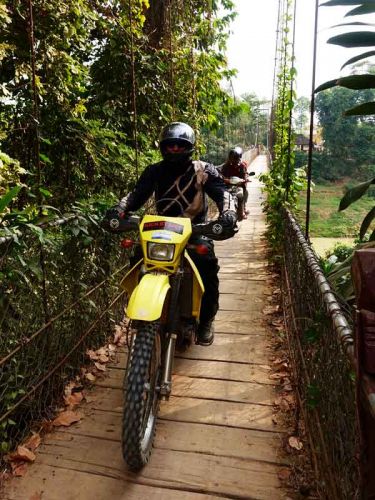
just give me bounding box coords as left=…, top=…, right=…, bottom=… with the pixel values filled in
left=295, top=134, right=312, bottom=152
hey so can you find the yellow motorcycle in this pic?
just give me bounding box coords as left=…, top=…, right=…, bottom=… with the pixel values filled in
left=104, top=210, right=234, bottom=470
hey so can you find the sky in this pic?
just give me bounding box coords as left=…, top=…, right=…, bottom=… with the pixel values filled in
left=226, top=0, right=375, bottom=101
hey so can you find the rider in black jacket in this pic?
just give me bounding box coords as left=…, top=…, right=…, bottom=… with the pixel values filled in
left=106, top=122, right=237, bottom=346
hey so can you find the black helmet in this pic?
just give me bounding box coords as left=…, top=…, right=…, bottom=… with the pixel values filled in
left=159, top=122, right=195, bottom=162
left=228, top=146, right=243, bottom=162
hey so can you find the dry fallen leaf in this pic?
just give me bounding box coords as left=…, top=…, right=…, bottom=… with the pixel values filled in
left=108, top=343, right=116, bottom=352
left=94, top=362, right=106, bottom=372
left=11, top=462, right=28, bottom=477
left=23, top=433, right=41, bottom=452
left=85, top=372, right=96, bottom=382
left=96, top=347, right=108, bottom=356
left=29, top=492, right=42, bottom=500
left=283, top=383, right=293, bottom=392
left=86, top=349, right=99, bottom=361
left=64, top=391, right=83, bottom=407
left=98, top=354, right=109, bottom=363
left=269, top=372, right=289, bottom=380
left=278, top=468, right=291, bottom=481
left=288, top=436, right=303, bottom=450
left=113, top=326, right=124, bottom=344
left=10, top=446, right=36, bottom=463
left=52, top=410, right=82, bottom=427
left=262, top=305, right=280, bottom=315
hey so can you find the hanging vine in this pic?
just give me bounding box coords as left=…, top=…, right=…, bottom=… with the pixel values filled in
left=261, top=0, right=304, bottom=251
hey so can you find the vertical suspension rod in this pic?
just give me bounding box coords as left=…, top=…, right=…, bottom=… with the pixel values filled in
left=128, top=0, right=139, bottom=180
left=168, top=1, right=175, bottom=120
left=305, top=0, right=319, bottom=240
left=269, top=0, right=283, bottom=157
left=27, top=0, right=41, bottom=201
left=285, top=0, right=297, bottom=200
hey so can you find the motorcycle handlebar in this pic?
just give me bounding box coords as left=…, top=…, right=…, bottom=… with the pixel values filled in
left=103, top=214, right=235, bottom=240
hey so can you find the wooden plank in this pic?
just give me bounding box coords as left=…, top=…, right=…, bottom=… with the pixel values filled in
left=60, top=416, right=285, bottom=465
left=103, top=358, right=273, bottom=385
left=171, top=375, right=274, bottom=404
left=4, top=463, right=222, bottom=500
left=36, top=434, right=283, bottom=499
left=177, top=333, right=271, bottom=365
left=83, top=387, right=281, bottom=432
left=218, top=294, right=265, bottom=313
left=218, top=262, right=269, bottom=274
left=158, top=396, right=280, bottom=432
left=213, top=319, right=268, bottom=335
left=97, top=374, right=274, bottom=406
left=174, top=358, right=273, bottom=384
left=219, top=279, right=266, bottom=295
left=215, top=309, right=269, bottom=326
left=218, top=273, right=269, bottom=281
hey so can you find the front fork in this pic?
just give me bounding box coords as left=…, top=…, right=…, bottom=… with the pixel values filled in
left=159, top=265, right=183, bottom=400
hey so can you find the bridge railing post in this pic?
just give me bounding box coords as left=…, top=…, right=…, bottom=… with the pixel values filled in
left=352, top=249, right=375, bottom=499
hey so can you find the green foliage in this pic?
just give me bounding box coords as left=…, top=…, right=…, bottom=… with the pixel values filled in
left=261, top=0, right=304, bottom=250
left=0, top=0, right=239, bottom=456
left=339, top=177, right=375, bottom=210
left=317, top=1, right=375, bottom=243
left=0, top=0, right=236, bottom=209
left=202, top=93, right=269, bottom=165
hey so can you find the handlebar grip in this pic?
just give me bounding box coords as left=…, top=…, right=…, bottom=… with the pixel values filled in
left=102, top=214, right=140, bottom=233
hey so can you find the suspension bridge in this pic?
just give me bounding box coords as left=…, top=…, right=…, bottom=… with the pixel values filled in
left=1, top=0, right=375, bottom=497
left=4, top=155, right=291, bottom=500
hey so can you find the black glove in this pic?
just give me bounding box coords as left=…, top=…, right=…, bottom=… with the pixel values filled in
left=219, top=210, right=238, bottom=228
left=105, top=205, right=125, bottom=219
left=102, top=205, right=126, bottom=232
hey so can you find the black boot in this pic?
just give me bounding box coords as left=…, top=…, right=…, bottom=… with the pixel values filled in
left=197, top=320, right=214, bottom=346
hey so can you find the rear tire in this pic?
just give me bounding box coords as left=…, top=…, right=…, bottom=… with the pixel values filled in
left=122, top=321, right=161, bottom=470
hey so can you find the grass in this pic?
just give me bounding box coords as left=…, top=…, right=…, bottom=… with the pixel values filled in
left=297, top=181, right=374, bottom=237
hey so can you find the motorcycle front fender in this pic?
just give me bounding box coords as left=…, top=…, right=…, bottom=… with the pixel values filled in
left=126, top=273, right=171, bottom=321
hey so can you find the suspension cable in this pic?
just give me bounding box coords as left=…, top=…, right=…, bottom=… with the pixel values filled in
left=270, top=0, right=282, bottom=156
left=27, top=0, right=41, bottom=203
left=127, top=0, right=139, bottom=180
left=168, top=1, right=175, bottom=120
left=305, top=0, right=320, bottom=240
left=285, top=0, right=298, bottom=200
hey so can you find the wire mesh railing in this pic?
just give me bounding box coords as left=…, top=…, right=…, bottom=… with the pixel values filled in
left=282, top=208, right=359, bottom=499
left=0, top=214, right=130, bottom=459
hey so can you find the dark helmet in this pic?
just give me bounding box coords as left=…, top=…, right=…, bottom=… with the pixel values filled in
left=159, top=122, right=195, bottom=162
left=228, top=146, right=243, bottom=162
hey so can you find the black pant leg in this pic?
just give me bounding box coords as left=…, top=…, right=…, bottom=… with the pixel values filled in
left=188, top=238, right=220, bottom=324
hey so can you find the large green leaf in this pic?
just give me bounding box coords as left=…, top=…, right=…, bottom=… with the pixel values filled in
left=346, top=4, right=375, bottom=15
left=341, top=50, right=375, bottom=69
left=360, top=206, right=375, bottom=239
left=315, top=74, right=375, bottom=92
left=339, top=177, right=375, bottom=211
left=333, top=22, right=375, bottom=28
left=0, top=186, right=22, bottom=214
left=321, top=0, right=375, bottom=5
left=344, top=101, right=375, bottom=115
left=328, top=31, right=375, bottom=48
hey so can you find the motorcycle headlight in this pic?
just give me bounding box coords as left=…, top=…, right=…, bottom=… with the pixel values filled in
left=147, top=242, right=175, bottom=261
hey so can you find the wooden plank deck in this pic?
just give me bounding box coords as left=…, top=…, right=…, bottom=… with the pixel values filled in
left=5, top=155, right=288, bottom=500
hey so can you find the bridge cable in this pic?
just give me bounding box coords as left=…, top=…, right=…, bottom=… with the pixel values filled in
left=305, top=0, right=320, bottom=240
left=27, top=0, right=49, bottom=325
left=168, top=0, right=176, bottom=120
left=127, top=0, right=140, bottom=180
left=270, top=0, right=283, bottom=158
left=285, top=0, right=298, bottom=200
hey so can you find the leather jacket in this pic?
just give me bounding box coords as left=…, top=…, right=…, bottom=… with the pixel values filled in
left=119, top=158, right=236, bottom=224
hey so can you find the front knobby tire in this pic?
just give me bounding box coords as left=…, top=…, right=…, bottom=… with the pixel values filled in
left=122, top=321, right=161, bottom=471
